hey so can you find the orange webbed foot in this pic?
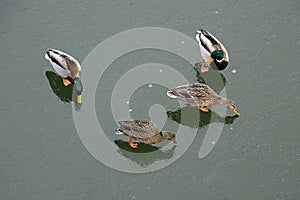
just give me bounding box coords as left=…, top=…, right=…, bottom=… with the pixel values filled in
left=62, top=77, right=72, bottom=86
left=129, top=138, right=138, bottom=148
left=198, top=106, right=209, bottom=112
left=201, top=59, right=209, bottom=73
left=201, top=65, right=209, bottom=73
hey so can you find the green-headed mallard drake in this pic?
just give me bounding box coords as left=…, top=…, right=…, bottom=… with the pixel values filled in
left=45, top=49, right=83, bottom=104
left=167, top=83, right=239, bottom=116
left=195, top=29, right=229, bottom=73
left=116, top=120, right=177, bottom=148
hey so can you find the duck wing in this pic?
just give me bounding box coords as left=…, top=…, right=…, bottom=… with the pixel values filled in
left=45, top=49, right=81, bottom=78
left=169, top=83, right=220, bottom=105
left=200, top=29, right=219, bottom=45
left=198, top=29, right=223, bottom=53
left=197, top=29, right=229, bottom=62
left=167, top=87, right=195, bottom=100
left=118, top=120, right=159, bottom=138
left=192, top=83, right=224, bottom=105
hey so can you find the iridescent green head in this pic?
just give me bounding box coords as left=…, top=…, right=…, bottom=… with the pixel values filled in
left=74, top=77, right=83, bottom=103
left=211, top=50, right=224, bottom=61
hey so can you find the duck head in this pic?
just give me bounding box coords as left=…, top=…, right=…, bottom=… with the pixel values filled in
left=74, top=77, right=83, bottom=104
left=225, top=100, right=240, bottom=116
left=206, top=50, right=224, bottom=64
left=211, top=50, right=224, bottom=61
left=161, top=131, right=177, bottom=144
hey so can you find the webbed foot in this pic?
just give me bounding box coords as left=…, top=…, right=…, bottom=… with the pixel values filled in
left=201, top=59, right=209, bottom=73
left=129, top=137, right=138, bottom=148
left=198, top=106, right=209, bottom=112
left=62, top=77, right=71, bottom=86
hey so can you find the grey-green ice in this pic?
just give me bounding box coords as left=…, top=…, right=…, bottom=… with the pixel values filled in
left=0, top=0, right=299, bottom=199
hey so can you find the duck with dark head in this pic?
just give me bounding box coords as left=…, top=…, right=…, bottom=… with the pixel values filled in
left=195, top=29, right=229, bottom=73
left=45, top=49, right=83, bottom=104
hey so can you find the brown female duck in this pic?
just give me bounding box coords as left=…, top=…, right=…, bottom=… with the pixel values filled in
left=116, top=120, right=176, bottom=148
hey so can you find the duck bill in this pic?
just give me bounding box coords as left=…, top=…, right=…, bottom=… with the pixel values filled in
left=77, top=95, right=82, bottom=104
left=233, top=109, right=240, bottom=116
left=205, top=57, right=214, bottom=64
left=196, top=30, right=201, bottom=34
left=172, top=140, right=177, bottom=145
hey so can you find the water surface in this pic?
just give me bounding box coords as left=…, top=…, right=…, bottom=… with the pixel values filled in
left=0, top=0, right=299, bottom=199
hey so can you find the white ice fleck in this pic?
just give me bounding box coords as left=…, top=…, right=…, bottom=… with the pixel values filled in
left=215, top=11, right=219, bottom=14
left=159, top=69, right=163, bottom=72
left=148, top=84, right=153, bottom=88
left=212, top=141, right=216, bottom=145
left=232, top=69, right=237, bottom=74
left=230, top=127, right=233, bottom=130
left=126, top=101, right=130, bottom=104
left=181, top=41, right=185, bottom=44
left=129, top=109, right=133, bottom=112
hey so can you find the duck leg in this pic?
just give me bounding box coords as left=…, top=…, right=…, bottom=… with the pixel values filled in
left=198, top=106, right=209, bottom=112
left=201, top=59, right=209, bottom=73
left=129, top=137, right=138, bottom=148
left=62, top=77, right=72, bottom=86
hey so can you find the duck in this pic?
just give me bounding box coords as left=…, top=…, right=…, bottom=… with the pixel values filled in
left=116, top=120, right=177, bottom=148
left=45, top=49, right=83, bottom=104
left=167, top=83, right=240, bottom=116
left=195, top=29, right=229, bottom=73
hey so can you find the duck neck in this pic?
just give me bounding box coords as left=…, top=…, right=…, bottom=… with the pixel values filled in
left=219, top=97, right=228, bottom=105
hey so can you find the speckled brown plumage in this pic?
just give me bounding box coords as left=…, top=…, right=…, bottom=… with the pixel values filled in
left=116, top=120, right=176, bottom=145
left=117, top=120, right=160, bottom=139
left=168, top=83, right=222, bottom=106
left=167, top=83, right=240, bottom=116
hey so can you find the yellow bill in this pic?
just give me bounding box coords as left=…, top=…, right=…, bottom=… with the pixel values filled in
left=77, top=95, right=82, bottom=104
left=205, top=57, right=214, bottom=64
left=233, top=109, right=240, bottom=116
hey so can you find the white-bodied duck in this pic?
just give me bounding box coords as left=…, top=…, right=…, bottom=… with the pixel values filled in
left=45, top=49, right=83, bottom=104
left=195, top=29, right=229, bottom=73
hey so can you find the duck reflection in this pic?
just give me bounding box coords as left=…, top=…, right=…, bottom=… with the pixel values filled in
left=193, top=64, right=227, bottom=93
left=45, top=71, right=81, bottom=109
left=167, top=106, right=239, bottom=128
left=45, top=71, right=73, bottom=102
left=114, top=139, right=176, bottom=167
